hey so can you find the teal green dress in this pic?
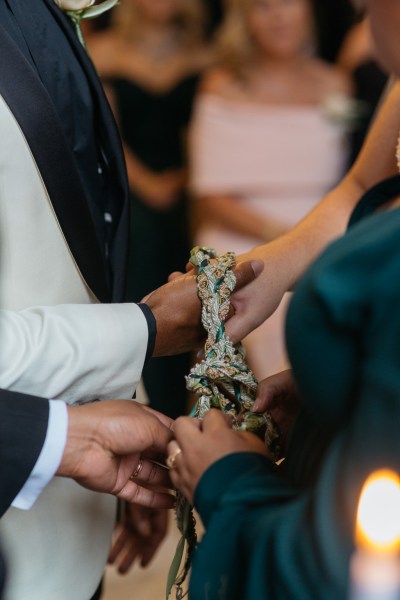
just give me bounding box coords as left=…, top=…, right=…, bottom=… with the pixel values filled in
left=190, top=174, right=400, bottom=599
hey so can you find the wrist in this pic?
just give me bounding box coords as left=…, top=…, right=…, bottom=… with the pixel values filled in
left=260, top=222, right=286, bottom=243
left=56, top=405, right=99, bottom=479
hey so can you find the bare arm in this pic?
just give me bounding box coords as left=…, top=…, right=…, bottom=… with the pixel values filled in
left=198, top=195, right=287, bottom=242
left=226, top=79, right=400, bottom=342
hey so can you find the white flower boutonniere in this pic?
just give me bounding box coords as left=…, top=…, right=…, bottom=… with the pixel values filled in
left=55, top=0, right=118, bottom=46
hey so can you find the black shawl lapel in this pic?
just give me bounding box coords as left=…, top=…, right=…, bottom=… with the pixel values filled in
left=0, top=21, right=111, bottom=302
left=44, top=0, right=130, bottom=302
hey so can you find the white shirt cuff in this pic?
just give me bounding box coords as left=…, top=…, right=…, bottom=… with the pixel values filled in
left=12, top=400, right=68, bottom=510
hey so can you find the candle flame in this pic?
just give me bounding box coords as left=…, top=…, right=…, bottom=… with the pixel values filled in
left=356, top=469, right=400, bottom=553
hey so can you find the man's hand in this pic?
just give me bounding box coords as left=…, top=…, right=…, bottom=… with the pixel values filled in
left=168, top=410, right=268, bottom=504
left=57, top=400, right=174, bottom=508
left=108, top=503, right=169, bottom=573
left=145, top=259, right=263, bottom=357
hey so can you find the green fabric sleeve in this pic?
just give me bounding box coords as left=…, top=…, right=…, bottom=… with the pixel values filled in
left=189, top=203, right=400, bottom=600
left=194, top=453, right=277, bottom=528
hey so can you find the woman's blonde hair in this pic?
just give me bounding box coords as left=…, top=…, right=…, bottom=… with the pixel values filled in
left=216, top=0, right=314, bottom=74
left=215, top=0, right=255, bottom=73
left=112, top=0, right=206, bottom=48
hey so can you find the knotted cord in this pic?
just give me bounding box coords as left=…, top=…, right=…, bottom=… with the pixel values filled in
left=167, top=246, right=281, bottom=599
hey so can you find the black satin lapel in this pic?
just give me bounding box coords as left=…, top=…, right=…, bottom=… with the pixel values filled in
left=0, top=22, right=110, bottom=302
left=43, top=0, right=128, bottom=198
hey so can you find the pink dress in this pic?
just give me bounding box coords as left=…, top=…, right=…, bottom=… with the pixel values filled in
left=189, top=94, right=348, bottom=379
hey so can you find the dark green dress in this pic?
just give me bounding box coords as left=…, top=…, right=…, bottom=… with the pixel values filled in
left=190, top=174, right=400, bottom=599
left=112, top=75, right=200, bottom=418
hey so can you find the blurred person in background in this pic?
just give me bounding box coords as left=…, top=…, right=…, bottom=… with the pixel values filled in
left=311, top=0, right=357, bottom=63
left=167, top=2, right=400, bottom=599
left=337, top=8, right=388, bottom=165
left=189, top=0, right=352, bottom=380
left=87, top=0, right=212, bottom=421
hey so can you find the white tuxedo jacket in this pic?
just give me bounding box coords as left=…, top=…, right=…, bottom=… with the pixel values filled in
left=0, top=6, right=150, bottom=599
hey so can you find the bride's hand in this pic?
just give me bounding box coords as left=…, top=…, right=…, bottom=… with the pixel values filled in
left=252, top=370, right=301, bottom=452
left=168, top=410, right=268, bottom=504
left=145, top=259, right=263, bottom=356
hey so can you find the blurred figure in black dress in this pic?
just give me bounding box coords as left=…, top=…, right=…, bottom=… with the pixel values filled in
left=337, top=12, right=389, bottom=165
left=88, top=0, right=212, bottom=418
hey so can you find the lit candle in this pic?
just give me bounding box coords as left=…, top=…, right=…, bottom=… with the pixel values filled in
left=350, top=469, right=400, bottom=600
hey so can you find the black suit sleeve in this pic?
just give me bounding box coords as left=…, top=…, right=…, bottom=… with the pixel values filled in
left=0, top=389, right=49, bottom=518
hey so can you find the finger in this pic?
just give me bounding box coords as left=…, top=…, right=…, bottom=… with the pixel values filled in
left=108, top=525, right=130, bottom=564
left=140, top=532, right=164, bottom=567
left=166, top=440, right=184, bottom=469
left=233, top=260, right=263, bottom=291
left=252, top=369, right=294, bottom=412
left=141, top=512, right=168, bottom=567
left=167, top=271, right=185, bottom=282
left=252, top=377, right=282, bottom=412
left=224, top=306, right=262, bottom=345
left=142, top=419, right=174, bottom=455
left=133, top=459, right=172, bottom=489
left=140, top=404, right=175, bottom=430
left=117, top=481, right=175, bottom=508
left=172, top=416, right=202, bottom=451
left=171, top=416, right=201, bottom=434
left=226, top=260, right=264, bottom=328
left=132, top=512, right=152, bottom=538
left=185, top=261, right=195, bottom=272
left=118, top=546, right=140, bottom=574
left=202, top=409, right=232, bottom=433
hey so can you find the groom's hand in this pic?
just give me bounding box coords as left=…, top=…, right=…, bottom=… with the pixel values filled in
left=145, top=260, right=263, bottom=357
left=57, top=400, right=174, bottom=508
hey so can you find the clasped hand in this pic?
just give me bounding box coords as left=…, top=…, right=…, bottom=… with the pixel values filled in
left=144, top=258, right=264, bottom=356
left=168, top=370, right=301, bottom=504
left=58, top=400, right=175, bottom=508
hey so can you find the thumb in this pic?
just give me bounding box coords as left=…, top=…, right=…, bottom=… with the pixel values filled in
left=252, top=377, right=281, bottom=413
left=202, top=409, right=232, bottom=433
left=224, top=310, right=258, bottom=345
left=252, top=370, right=294, bottom=412
left=225, top=260, right=264, bottom=344
left=233, top=260, right=263, bottom=291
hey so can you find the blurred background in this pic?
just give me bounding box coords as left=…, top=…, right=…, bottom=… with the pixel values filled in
left=81, top=0, right=389, bottom=597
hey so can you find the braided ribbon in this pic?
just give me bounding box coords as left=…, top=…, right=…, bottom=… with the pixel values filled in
left=187, top=246, right=281, bottom=449
left=167, top=247, right=281, bottom=599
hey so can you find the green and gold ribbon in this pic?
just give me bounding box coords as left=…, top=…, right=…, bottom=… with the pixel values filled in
left=167, top=247, right=281, bottom=599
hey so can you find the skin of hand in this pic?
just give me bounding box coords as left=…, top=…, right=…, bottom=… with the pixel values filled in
left=168, top=243, right=290, bottom=346
left=108, top=502, right=169, bottom=573
left=145, top=259, right=263, bottom=356
left=57, top=400, right=174, bottom=508
left=252, top=369, right=302, bottom=452
left=168, top=409, right=269, bottom=504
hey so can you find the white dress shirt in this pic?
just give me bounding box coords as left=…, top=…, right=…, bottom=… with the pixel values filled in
left=12, top=400, right=68, bottom=509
